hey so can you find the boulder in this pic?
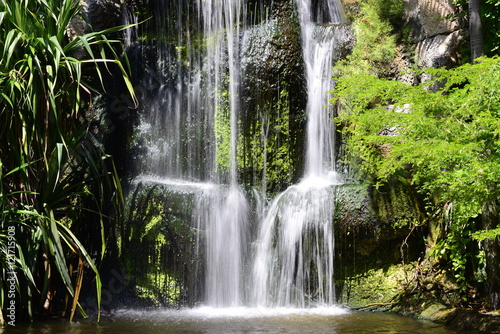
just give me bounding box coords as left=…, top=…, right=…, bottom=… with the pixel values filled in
left=415, top=30, right=463, bottom=68
left=404, top=0, right=460, bottom=43
left=403, top=0, right=464, bottom=68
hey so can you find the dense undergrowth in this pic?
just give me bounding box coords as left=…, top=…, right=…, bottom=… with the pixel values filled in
left=333, top=0, right=500, bottom=311
left=0, top=0, right=135, bottom=324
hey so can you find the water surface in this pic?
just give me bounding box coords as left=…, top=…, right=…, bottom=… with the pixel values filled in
left=2, top=307, right=479, bottom=334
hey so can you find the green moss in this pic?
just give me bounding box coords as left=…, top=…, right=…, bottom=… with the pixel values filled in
left=135, top=272, right=181, bottom=307
left=214, top=84, right=231, bottom=173
left=338, top=263, right=413, bottom=308
left=370, top=180, right=423, bottom=229
left=239, top=87, right=296, bottom=191
left=335, top=181, right=422, bottom=232
left=335, top=184, right=369, bottom=217
left=419, top=303, right=450, bottom=320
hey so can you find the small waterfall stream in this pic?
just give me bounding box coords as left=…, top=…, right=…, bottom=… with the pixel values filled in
left=128, top=0, right=350, bottom=308
left=251, top=0, right=346, bottom=307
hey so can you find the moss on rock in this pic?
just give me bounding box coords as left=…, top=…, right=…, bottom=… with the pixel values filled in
left=338, top=263, right=412, bottom=308
left=239, top=0, right=307, bottom=191
left=334, top=180, right=427, bottom=308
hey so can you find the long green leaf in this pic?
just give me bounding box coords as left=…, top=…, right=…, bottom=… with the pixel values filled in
left=0, top=0, right=140, bottom=322
left=46, top=211, right=74, bottom=297
left=57, top=222, right=102, bottom=321
left=3, top=30, right=21, bottom=68
left=0, top=12, right=6, bottom=26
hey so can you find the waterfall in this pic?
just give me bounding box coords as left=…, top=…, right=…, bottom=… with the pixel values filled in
left=252, top=177, right=339, bottom=307
left=300, top=0, right=345, bottom=177
left=130, top=0, right=249, bottom=307
left=127, top=0, right=350, bottom=308
left=194, top=186, right=249, bottom=307
left=251, top=0, right=347, bottom=307
left=195, top=0, right=249, bottom=307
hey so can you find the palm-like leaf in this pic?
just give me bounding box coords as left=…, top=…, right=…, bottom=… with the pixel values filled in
left=0, top=0, right=136, bottom=323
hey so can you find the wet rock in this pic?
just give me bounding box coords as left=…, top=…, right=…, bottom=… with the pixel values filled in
left=81, top=0, right=124, bottom=32
left=421, top=307, right=500, bottom=334
left=403, top=0, right=464, bottom=68
left=239, top=1, right=307, bottom=189
left=334, top=180, right=426, bottom=305
left=241, top=1, right=305, bottom=118
left=415, top=30, right=463, bottom=68
left=337, top=264, right=411, bottom=308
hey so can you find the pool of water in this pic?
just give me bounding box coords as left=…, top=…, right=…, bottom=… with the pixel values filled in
left=1, top=307, right=479, bottom=334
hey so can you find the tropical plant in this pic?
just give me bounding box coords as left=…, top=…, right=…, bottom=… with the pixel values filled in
left=333, top=56, right=500, bottom=308
left=446, top=0, right=499, bottom=60
left=0, top=0, right=135, bottom=323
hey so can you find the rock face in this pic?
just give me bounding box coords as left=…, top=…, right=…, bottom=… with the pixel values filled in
left=403, top=0, right=464, bottom=68
left=420, top=307, right=500, bottom=334
left=240, top=1, right=308, bottom=190
left=404, top=0, right=460, bottom=41
left=80, top=0, right=124, bottom=31
left=334, top=181, right=425, bottom=307
left=69, top=0, right=124, bottom=39
left=415, top=31, right=463, bottom=67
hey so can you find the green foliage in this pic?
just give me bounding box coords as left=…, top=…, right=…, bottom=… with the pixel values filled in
left=240, top=87, right=294, bottom=191
left=333, top=56, right=500, bottom=296
left=121, top=184, right=197, bottom=307
left=217, top=80, right=295, bottom=191
left=0, top=0, right=135, bottom=323
left=445, top=0, right=500, bottom=58
left=334, top=0, right=402, bottom=77
left=430, top=210, right=478, bottom=293
left=473, top=226, right=500, bottom=241
left=214, top=84, right=232, bottom=174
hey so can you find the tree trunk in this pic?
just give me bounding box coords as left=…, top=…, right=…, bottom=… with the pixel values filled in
left=469, top=0, right=484, bottom=62
left=481, top=201, right=500, bottom=310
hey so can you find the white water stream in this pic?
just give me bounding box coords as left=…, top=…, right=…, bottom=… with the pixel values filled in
left=250, top=0, right=346, bottom=307
left=130, top=0, right=348, bottom=308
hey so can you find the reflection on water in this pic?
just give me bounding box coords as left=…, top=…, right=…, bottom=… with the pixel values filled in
left=0, top=307, right=480, bottom=334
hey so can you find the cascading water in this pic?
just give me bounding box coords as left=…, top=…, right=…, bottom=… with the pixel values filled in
left=129, top=0, right=249, bottom=307
left=252, top=179, right=338, bottom=307
left=193, top=186, right=249, bottom=307
left=251, top=0, right=348, bottom=307
left=194, top=0, right=250, bottom=307
left=127, top=0, right=351, bottom=308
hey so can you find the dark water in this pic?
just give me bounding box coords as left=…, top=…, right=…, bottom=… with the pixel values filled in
left=0, top=307, right=480, bottom=334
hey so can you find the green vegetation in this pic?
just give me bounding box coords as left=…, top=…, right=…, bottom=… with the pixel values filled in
left=0, top=0, right=135, bottom=324
left=334, top=0, right=403, bottom=77
left=214, top=81, right=232, bottom=174
left=332, top=0, right=500, bottom=310
left=121, top=184, right=197, bottom=307
left=449, top=0, right=500, bottom=58
left=215, top=81, right=296, bottom=191
left=333, top=56, right=500, bottom=305
left=339, top=264, right=412, bottom=308
left=240, top=87, right=294, bottom=192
